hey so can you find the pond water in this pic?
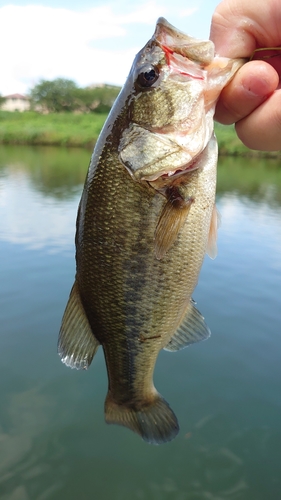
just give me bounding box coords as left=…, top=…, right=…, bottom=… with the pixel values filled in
left=0, top=144, right=281, bottom=500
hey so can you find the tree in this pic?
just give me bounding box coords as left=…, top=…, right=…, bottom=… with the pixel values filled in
left=75, top=85, right=121, bottom=113
left=30, top=78, right=78, bottom=112
left=29, top=79, right=121, bottom=113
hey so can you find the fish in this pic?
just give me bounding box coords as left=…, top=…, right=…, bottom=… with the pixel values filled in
left=58, top=18, right=243, bottom=445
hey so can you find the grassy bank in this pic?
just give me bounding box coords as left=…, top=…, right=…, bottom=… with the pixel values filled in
left=215, top=123, right=281, bottom=158
left=0, top=111, right=107, bottom=148
left=0, top=111, right=280, bottom=157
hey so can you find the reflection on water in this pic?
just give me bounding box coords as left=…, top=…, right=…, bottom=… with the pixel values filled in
left=0, top=145, right=281, bottom=500
left=0, top=146, right=89, bottom=253
left=217, top=154, right=281, bottom=206
left=0, top=386, right=63, bottom=500
left=0, top=145, right=90, bottom=198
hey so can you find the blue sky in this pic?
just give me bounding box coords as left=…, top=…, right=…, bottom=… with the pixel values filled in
left=0, top=0, right=220, bottom=95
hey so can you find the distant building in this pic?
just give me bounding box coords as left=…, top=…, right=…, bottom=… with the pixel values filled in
left=1, top=93, right=30, bottom=112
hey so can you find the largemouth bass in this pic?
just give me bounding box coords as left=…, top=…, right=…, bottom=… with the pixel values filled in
left=58, top=18, right=243, bottom=444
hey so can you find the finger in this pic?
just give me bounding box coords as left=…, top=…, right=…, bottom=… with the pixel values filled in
left=210, top=0, right=281, bottom=58
left=214, top=61, right=279, bottom=125
left=210, top=9, right=256, bottom=58
left=235, top=89, right=281, bottom=150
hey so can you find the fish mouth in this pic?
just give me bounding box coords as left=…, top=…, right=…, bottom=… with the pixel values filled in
left=143, top=158, right=198, bottom=183
left=142, top=138, right=216, bottom=189
left=161, top=161, right=197, bottom=178
left=154, top=17, right=214, bottom=66
left=119, top=123, right=207, bottom=184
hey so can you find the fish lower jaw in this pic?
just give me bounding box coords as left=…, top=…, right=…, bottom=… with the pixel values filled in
left=160, top=159, right=198, bottom=179
left=143, top=157, right=199, bottom=188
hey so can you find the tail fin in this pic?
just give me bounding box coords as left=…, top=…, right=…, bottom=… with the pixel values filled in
left=105, top=391, right=179, bottom=445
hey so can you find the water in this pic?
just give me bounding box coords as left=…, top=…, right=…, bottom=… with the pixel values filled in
left=0, top=145, right=281, bottom=500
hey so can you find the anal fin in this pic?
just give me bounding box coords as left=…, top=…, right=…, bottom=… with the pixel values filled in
left=58, top=280, right=99, bottom=369
left=164, top=300, right=210, bottom=352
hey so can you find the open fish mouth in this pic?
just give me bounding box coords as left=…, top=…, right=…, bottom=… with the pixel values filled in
left=144, top=158, right=199, bottom=182
left=154, top=17, right=214, bottom=65
left=119, top=123, right=206, bottom=183
left=142, top=141, right=214, bottom=191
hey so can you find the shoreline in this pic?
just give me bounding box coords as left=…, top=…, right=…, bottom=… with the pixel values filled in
left=0, top=111, right=280, bottom=158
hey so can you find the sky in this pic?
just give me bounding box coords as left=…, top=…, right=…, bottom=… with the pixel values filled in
left=0, top=0, right=220, bottom=95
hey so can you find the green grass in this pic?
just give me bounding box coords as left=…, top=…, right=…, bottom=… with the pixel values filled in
left=0, top=111, right=280, bottom=157
left=215, top=123, right=281, bottom=158
left=0, top=111, right=107, bottom=148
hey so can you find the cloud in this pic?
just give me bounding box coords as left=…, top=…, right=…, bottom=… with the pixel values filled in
left=0, top=3, right=169, bottom=94
left=180, top=7, right=198, bottom=18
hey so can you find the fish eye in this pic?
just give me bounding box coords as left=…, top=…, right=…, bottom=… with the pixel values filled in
left=136, top=65, right=160, bottom=88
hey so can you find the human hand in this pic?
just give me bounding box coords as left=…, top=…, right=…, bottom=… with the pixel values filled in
left=210, top=0, right=281, bottom=151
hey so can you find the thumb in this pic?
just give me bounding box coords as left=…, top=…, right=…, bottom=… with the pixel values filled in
left=210, top=6, right=257, bottom=58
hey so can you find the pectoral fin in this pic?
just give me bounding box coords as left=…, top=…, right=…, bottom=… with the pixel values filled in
left=58, top=281, right=99, bottom=369
left=164, top=300, right=210, bottom=351
left=206, top=204, right=221, bottom=259
left=154, top=197, right=193, bottom=260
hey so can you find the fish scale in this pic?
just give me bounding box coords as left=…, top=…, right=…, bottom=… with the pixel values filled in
left=58, top=17, right=244, bottom=444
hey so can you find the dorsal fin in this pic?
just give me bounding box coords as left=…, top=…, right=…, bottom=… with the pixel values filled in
left=164, top=300, right=210, bottom=351
left=58, top=280, right=100, bottom=369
